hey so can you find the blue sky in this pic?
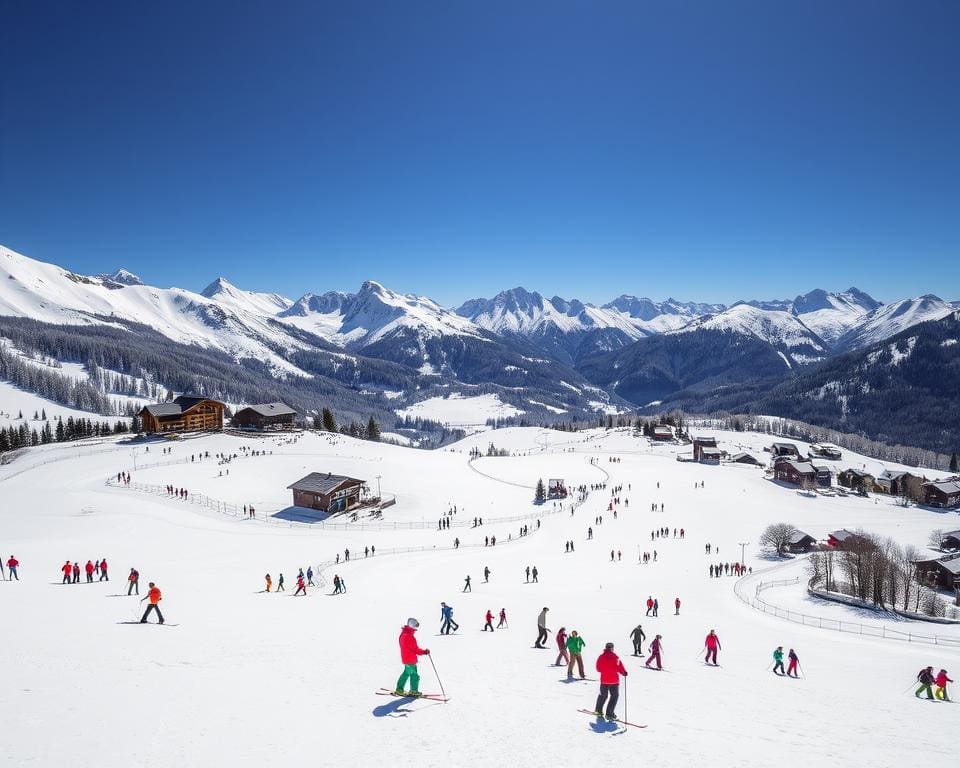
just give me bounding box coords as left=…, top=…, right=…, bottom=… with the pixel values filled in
left=1, top=1, right=957, bottom=306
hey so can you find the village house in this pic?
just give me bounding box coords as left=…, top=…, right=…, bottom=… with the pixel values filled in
left=774, top=459, right=817, bottom=488
left=809, top=443, right=843, bottom=460
left=287, top=472, right=366, bottom=514
left=770, top=442, right=801, bottom=459
left=139, top=395, right=225, bottom=434
left=231, top=402, right=298, bottom=431
left=921, top=479, right=960, bottom=509
left=828, top=529, right=873, bottom=550
left=912, top=553, right=960, bottom=591
left=941, top=530, right=960, bottom=550
left=838, top=468, right=874, bottom=493
left=811, top=462, right=833, bottom=488
left=728, top=452, right=762, bottom=466
left=786, top=530, right=818, bottom=554
left=652, top=425, right=674, bottom=441
left=693, top=437, right=719, bottom=462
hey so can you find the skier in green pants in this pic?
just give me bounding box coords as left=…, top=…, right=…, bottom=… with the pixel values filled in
left=394, top=618, right=430, bottom=696
left=916, top=666, right=936, bottom=700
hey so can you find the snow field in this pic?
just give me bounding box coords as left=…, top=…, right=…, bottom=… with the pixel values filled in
left=1, top=427, right=957, bottom=767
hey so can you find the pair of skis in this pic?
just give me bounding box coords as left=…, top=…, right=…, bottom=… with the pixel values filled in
left=376, top=688, right=449, bottom=702
left=577, top=709, right=646, bottom=729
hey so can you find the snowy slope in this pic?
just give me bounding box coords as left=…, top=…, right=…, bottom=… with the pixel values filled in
left=835, top=295, right=955, bottom=352
left=669, top=304, right=830, bottom=364
left=1, top=427, right=957, bottom=767
left=788, top=288, right=881, bottom=347
left=200, top=276, right=293, bottom=316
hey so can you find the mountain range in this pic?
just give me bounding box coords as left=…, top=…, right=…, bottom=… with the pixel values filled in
left=0, top=244, right=957, bottom=450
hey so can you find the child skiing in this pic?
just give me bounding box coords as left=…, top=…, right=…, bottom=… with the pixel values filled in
left=594, top=642, right=628, bottom=720
left=393, top=618, right=430, bottom=697
left=935, top=669, right=952, bottom=701
left=645, top=635, right=663, bottom=669
left=787, top=649, right=799, bottom=678
left=772, top=646, right=785, bottom=675
left=704, top=629, right=721, bottom=665
left=140, top=582, right=164, bottom=624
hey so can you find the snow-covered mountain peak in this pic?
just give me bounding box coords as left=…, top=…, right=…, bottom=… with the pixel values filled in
left=200, top=276, right=293, bottom=316
left=104, top=268, right=143, bottom=286
left=835, top=295, right=954, bottom=352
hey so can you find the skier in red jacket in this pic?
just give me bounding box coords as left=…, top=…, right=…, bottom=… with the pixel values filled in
left=483, top=610, right=495, bottom=632
left=594, top=642, right=628, bottom=720
left=6, top=556, right=19, bottom=580
left=674, top=597, right=681, bottom=615
left=935, top=669, right=953, bottom=701
left=394, top=618, right=430, bottom=696
left=555, top=627, right=569, bottom=666
left=645, top=634, right=663, bottom=669
left=85, top=560, right=95, bottom=583
left=61, top=560, right=72, bottom=584
left=99, top=558, right=108, bottom=581
left=704, top=629, right=721, bottom=665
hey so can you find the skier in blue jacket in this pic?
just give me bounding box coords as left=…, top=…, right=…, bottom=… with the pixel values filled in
left=440, top=602, right=459, bottom=634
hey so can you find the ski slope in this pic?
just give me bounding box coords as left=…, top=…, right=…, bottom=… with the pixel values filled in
left=1, top=427, right=957, bottom=768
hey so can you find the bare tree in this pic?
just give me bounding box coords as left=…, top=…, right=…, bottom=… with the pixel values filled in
left=759, top=523, right=799, bottom=556
left=928, top=529, right=944, bottom=551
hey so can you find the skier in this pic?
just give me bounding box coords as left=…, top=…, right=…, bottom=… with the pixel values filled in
left=85, top=560, right=95, bottom=583
left=525, top=566, right=531, bottom=583
left=72, top=562, right=80, bottom=583
left=532, top=566, right=539, bottom=583
left=483, top=609, right=495, bottom=632
left=440, top=602, right=459, bottom=635
left=772, top=646, right=785, bottom=675
left=704, top=630, right=721, bottom=665
left=645, top=634, right=663, bottom=669
left=653, top=598, right=659, bottom=616
left=787, top=648, right=799, bottom=678
left=534, top=607, right=550, bottom=648
left=594, top=642, right=628, bottom=721
left=629, top=624, right=645, bottom=656
left=393, top=618, right=430, bottom=697
left=674, top=597, right=681, bottom=615
left=484, top=566, right=491, bottom=583
left=463, top=575, right=472, bottom=593
left=497, top=608, right=507, bottom=629
left=99, top=558, right=108, bottom=581
left=566, top=630, right=586, bottom=680
left=307, top=566, right=314, bottom=586
left=645, top=596, right=653, bottom=616
left=935, top=669, right=952, bottom=701
left=332, top=575, right=341, bottom=594
left=555, top=627, right=569, bottom=666
left=276, top=573, right=285, bottom=592
left=916, top=666, right=936, bottom=700
left=294, top=574, right=306, bottom=596
left=264, top=573, right=272, bottom=593
left=6, top=555, right=19, bottom=580
left=139, top=582, right=164, bottom=624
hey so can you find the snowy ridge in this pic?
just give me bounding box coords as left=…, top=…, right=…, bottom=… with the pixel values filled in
left=835, top=295, right=954, bottom=352
left=200, top=276, right=293, bottom=316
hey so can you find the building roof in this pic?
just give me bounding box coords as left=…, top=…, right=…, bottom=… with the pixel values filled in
left=943, top=529, right=960, bottom=539
left=694, top=436, right=717, bottom=444
left=781, top=460, right=816, bottom=475
left=237, top=402, right=297, bottom=417
left=923, top=480, right=960, bottom=495
left=653, top=425, right=673, bottom=433
left=788, top=530, right=815, bottom=544
left=878, top=469, right=911, bottom=481
left=730, top=452, right=760, bottom=463
left=287, top=472, right=365, bottom=495
left=141, top=402, right=184, bottom=417
left=842, top=468, right=873, bottom=478
left=174, top=394, right=213, bottom=408
left=830, top=529, right=858, bottom=542
left=701, top=447, right=722, bottom=456
left=772, top=442, right=799, bottom=450
left=913, top=554, right=960, bottom=576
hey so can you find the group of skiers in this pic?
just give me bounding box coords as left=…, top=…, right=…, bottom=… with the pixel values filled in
left=263, top=566, right=324, bottom=595
left=771, top=646, right=800, bottom=677
left=61, top=558, right=108, bottom=583
left=916, top=666, right=952, bottom=700
left=709, top=562, right=750, bottom=577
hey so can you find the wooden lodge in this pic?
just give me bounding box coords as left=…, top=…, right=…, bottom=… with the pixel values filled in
left=786, top=530, right=817, bottom=554
left=693, top=437, right=719, bottom=462
left=287, top=472, right=366, bottom=514
left=838, top=468, right=874, bottom=493
left=652, top=425, right=674, bottom=441
left=941, top=530, right=960, bottom=551
left=912, top=553, right=960, bottom=591
left=809, top=443, right=843, bottom=460
left=828, top=529, right=872, bottom=550
left=921, top=479, right=960, bottom=509
left=232, top=402, right=298, bottom=431
left=729, top=452, right=762, bottom=466
left=770, top=442, right=801, bottom=459
left=139, top=395, right=225, bottom=434
left=774, top=460, right=817, bottom=488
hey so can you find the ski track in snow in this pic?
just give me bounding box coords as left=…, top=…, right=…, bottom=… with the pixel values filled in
left=1, top=426, right=957, bottom=767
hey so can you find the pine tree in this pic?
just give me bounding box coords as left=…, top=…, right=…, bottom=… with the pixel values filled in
left=535, top=478, right=546, bottom=504
left=321, top=407, right=337, bottom=432
left=951, top=452, right=958, bottom=473
left=366, top=416, right=381, bottom=442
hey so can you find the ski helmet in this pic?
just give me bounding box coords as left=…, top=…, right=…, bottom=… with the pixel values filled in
left=407, top=618, right=420, bottom=628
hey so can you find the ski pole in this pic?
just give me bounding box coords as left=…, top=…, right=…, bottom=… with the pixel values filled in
left=428, top=653, right=447, bottom=702
left=694, top=647, right=705, bottom=662
left=797, top=662, right=805, bottom=679
left=623, top=675, right=628, bottom=724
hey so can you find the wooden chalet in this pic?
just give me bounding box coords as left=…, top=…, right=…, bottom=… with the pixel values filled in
left=811, top=462, right=833, bottom=488
left=921, top=479, right=960, bottom=509
left=941, top=530, right=960, bottom=550
left=693, top=437, right=719, bottom=462
left=786, top=530, right=817, bottom=554
left=774, top=460, right=817, bottom=488
left=652, top=425, right=674, bottom=441
left=838, top=468, right=874, bottom=492
left=232, top=402, right=298, bottom=430
left=770, top=442, right=801, bottom=459
left=828, top=529, right=872, bottom=550
left=139, top=395, right=225, bottom=434
left=729, top=452, right=762, bottom=466
left=912, top=553, right=960, bottom=591
left=876, top=470, right=919, bottom=496
left=287, top=472, right=366, bottom=514
left=809, top=443, right=843, bottom=460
